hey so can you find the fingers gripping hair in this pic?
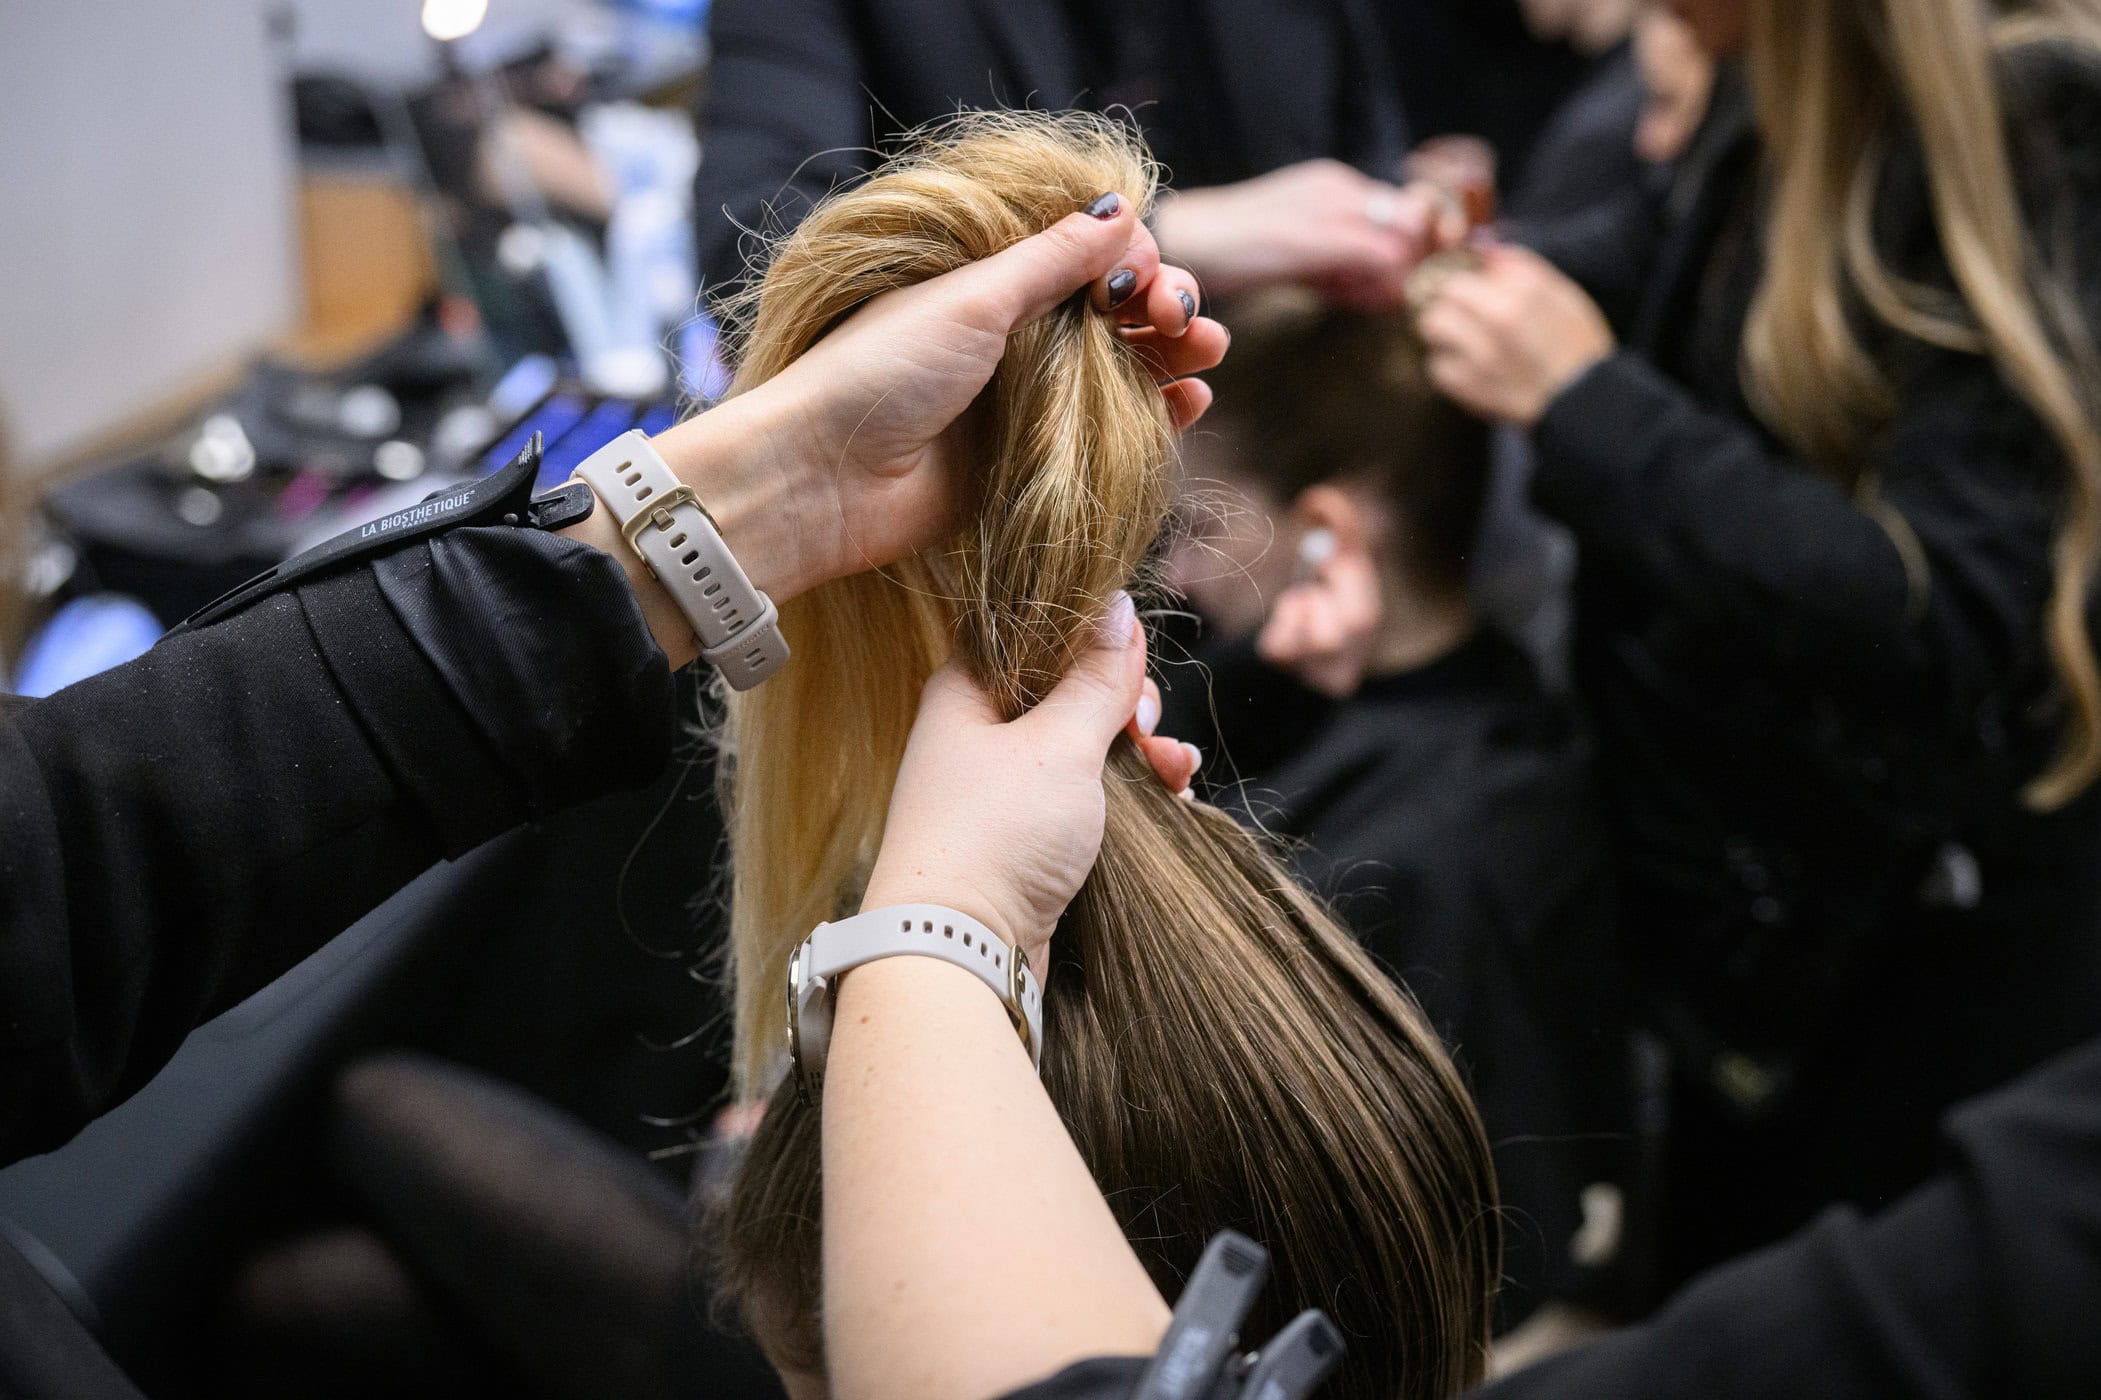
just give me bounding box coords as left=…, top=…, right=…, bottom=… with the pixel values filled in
left=707, top=112, right=1499, bottom=1400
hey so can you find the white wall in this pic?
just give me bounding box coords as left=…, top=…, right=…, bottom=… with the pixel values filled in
left=0, top=1, right=299, bottom=469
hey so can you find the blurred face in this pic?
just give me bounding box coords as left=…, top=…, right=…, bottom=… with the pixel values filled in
left=1663, top=0, right=1750, bottom=56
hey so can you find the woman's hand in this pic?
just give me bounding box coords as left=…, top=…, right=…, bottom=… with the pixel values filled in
left=861, top=595, right=1197, bottom=974
left=648, top=197, right=1227, bottom=609
left=1416, top=242, right=1616, bottom=428
left=1152, top=160, right=1467, bottom=310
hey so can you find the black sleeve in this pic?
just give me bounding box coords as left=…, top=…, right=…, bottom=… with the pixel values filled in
left=693, top=0, right=872, bottom=297
left=1509, top=177, right=1669, bottom=335
left=998, top=1358, right=1147, bottom=1400
left=1470, top=1036, right=2101, bottom=1399
left=0, top=527, right=674, bottom=1165
left=1529, top=339, right=2060, bottom=733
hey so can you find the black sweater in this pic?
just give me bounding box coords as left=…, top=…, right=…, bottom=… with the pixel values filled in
left=1523, top=53, right=2101, bottom=1277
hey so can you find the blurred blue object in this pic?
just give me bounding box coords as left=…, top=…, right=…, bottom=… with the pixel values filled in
left=614, top=0, right=710, bottom=26
left=12, top=596, right=165, bottom=699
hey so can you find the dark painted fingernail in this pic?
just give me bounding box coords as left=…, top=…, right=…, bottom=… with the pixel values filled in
left=1107, top=269, right=1138, bottom=306
left=1176, top=289, right=1196, bottom=323
left=1084, top=192, right=1122, bottom=219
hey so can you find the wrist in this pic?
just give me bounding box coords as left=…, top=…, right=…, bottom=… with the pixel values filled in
left=859, top=874, right=1042, bottom=979
left=647, top=389, right=832, bottom=605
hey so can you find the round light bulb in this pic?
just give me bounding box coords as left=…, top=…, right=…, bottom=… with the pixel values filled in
left=421, top=0, right=489, bottom=43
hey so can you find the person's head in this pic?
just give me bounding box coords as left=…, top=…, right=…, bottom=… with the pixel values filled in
left=707, top=112, right=1500, bottom=1400
left=1740, top=0, right=2101, bottom=809
left=1634, top=10, right=1717, bottom=164
left=1168, top=293, right=1492, bottom=674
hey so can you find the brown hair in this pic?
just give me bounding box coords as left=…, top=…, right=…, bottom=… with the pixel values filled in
left=1196, top=296, right=1492, bottom=596
left=706, top=112, right=1499, bottom=1400
left=1744, top=0, right=2101, bottom=809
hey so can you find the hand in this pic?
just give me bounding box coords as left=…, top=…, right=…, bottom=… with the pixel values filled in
left=1416, top=242, right=1616, bottom=428
left=650, top=197, right=1227, bottom=607
left=861, top=595, right=1198, bottom=974
left=1151, top=160, right=1466, bottom=309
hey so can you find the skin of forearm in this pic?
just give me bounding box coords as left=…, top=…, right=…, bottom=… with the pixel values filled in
left=821, top=949, right=1170, bottom=1400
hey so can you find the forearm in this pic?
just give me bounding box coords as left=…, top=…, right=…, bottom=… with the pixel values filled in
left=821, top=954, right=1169, bottom=1400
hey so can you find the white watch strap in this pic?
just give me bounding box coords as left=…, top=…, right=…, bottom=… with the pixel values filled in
left=788, top=904, right=1046, bottom=1102
left=573, top=430, right=789, bottom=689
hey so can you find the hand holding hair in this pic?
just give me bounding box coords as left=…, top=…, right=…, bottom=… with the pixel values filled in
left=863, top=593, right=1197, bottom=975
left=564, top=196, right=1224, bottom=667
left=1415, top=240, right=1616, bottom=427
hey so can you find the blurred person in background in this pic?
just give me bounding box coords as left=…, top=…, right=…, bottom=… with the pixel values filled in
left=1165, top=297, right=1630, bottom=1335
left=1381, top=0, right=1643, bottom=212
left=693, top=0, right=1464, bottom=313
left=1414, top=0, right=2101, bottom=1288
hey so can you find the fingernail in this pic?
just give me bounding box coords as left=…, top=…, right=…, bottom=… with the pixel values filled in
left=1176, top=288, right=1196, bottom=325
left=1084, top=192, right=1123, bottom=219
left=1097, top=590, right=1137, bottom=646
left=1136, top=692, right=1160, bottom=736
left=1177, top=786, right=1196, bottom=802
left=1181, top=742, right=1203, bottom=776
left=1106, top=269, right=1138, bottom=307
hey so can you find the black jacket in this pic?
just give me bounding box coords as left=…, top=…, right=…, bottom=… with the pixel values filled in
left=1525, top=54, right=2101, bottom=1276
left=693, top=0, right=1408, bottom=294
left=1172, top=630, right=1627, bottom=1323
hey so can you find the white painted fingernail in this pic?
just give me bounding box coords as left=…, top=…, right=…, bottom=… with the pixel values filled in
left=1177, top=786, right=1196, bottom=802
left=1097, top=590, right=1137, bottom=646
left=1136, top=693, right=1161, bottom=736
left=1182, top=743, right=1203, bottom=775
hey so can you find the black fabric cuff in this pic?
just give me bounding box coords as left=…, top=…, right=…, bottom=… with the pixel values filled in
left=302, top=527, right=676, bottom=858
left=299, top=565, right=521, bottom=858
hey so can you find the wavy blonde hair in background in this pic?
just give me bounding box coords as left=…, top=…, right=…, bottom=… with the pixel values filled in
left=705, top=112, right=1498, bottom=1400
left=1744, top=0, right=2101, bottom=809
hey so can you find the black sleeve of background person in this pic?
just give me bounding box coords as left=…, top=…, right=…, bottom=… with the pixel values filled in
left=694, top=0, right=873, bottom=296
left=0, top=528, right=673, bottom=1165
left=1508, top=175, right=1669, bottom=335
left=1470, top=1036, right=2101, bottom=1400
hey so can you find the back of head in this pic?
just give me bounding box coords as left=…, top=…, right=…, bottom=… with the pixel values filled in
left=709, top=112, right=1498, bottom=1400
left=1195, top=295, right=1493, bottom=598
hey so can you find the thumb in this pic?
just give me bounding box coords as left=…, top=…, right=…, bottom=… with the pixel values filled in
left=1024, top=591, right=1146, bottom=755
left=955, top=197, right=1140, bottom=329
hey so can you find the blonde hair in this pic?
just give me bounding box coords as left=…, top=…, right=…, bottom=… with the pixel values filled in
left=1744, top=0, right=2101, bottom=809
left=708, top=112, right=1498, bottom=1400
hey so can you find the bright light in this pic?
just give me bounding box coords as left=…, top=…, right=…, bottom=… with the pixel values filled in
left=421, top=0, right=489, bottom=42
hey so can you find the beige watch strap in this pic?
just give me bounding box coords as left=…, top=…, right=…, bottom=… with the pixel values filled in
left=573, top=430, right=789, bottom=689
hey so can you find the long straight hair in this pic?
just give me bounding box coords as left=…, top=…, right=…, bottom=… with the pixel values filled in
left=1743, top=0, right=2101, bottom=808
left=707, top=113, right=1498, bottom=1400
